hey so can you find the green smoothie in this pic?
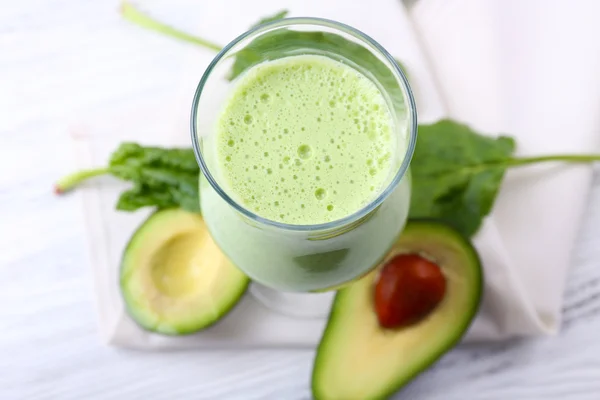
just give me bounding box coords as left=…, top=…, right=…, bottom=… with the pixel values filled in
left=199, top=55, right=411, bottom=291
left=215, top=55, right=396, bottom=225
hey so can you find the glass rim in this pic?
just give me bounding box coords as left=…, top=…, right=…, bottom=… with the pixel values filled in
left=190, top=17, right=417, bottom=232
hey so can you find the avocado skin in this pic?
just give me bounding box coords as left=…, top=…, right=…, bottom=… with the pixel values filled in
left=312, top=219, right=483, bottom=400
left=120, top=208, right=249, bottom=336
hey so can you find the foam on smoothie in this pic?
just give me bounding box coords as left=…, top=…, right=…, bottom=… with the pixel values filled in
left=215, top=55, right=396, bottom=225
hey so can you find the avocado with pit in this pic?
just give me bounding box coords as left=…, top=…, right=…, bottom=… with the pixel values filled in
left=120, top=209, right=249, bottom=335
left=312, top=219, right=483, bottom=400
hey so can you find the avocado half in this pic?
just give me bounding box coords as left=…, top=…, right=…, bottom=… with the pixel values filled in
left=120, top=209, right=249, bottom=335
left=312, top=219, right=483, bottom=400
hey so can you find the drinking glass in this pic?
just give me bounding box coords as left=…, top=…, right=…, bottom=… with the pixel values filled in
left=191, top=17, right=417, bottom=317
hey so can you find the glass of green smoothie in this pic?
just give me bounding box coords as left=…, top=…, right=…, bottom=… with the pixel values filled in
left=191, top=18, right=416, bottom=317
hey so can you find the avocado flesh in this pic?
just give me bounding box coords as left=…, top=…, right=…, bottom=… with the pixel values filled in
left=120, top=209, right=249, bottom=335
left=312, top=220, right=483, bottom=400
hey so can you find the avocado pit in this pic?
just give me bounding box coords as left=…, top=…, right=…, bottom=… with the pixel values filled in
left=374, top=253, right=447, bottom=329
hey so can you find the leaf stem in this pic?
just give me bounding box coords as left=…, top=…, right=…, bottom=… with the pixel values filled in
left=120, top=1, right=222, bottom=52
left=508, top=154, right=600, bottom=167
left=54, top=168, right=110, bottom=194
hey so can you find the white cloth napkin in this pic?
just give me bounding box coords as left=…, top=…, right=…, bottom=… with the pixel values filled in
left=409, top=0, right=600, bottom=339
left=78, top=0, right=600, bottom=348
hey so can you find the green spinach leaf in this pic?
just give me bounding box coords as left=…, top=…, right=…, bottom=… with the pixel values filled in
left=250, top=10, right=289, bottom=28
left=120, top=1, right=221, bottom=51
left=55, top=143, right=200, bottom=213
left=110, top=143, right=200, bottom=213
left=409, top=120, right=516, bottom=236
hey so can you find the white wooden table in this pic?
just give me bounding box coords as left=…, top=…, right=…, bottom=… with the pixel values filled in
left=2, top=1, right=600, bottom=399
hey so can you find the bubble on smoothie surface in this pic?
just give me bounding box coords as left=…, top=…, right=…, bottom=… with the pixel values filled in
left=315, top=188, right=327, bottom=200
left=297, top=144, right=312, bottom=159
left=214, top=55, right=401, bottom=224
